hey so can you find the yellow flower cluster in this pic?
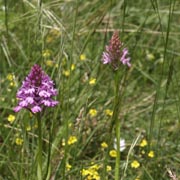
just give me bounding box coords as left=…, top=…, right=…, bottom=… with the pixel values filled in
left=81, top=163, right=101, bottom=180
left=68, top=136, right=77, bottom=145
left=6, top=73, right=16, bottom=87
left=63, top=64, right=75, bottom=77
left=139, top=139, right=155, bottom=158
left=46, top=28, right=61, bottom=43
left=62, top=136, right=78, bottom=146
left=66, top=163, right=72, bottom=171
left=42, top=49, right=51, bottom=58
left=131, top=139, right=155, bottom=171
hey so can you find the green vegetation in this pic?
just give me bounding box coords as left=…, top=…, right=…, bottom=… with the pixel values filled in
left=0, top=0, right=180, bottom=179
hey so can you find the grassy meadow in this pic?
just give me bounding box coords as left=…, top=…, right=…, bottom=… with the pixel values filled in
left=0, top=0, right=180, bottom=179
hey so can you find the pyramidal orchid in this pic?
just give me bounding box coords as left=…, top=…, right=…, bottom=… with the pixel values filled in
left=102, top=31, right=131, bottom=69
left=14, top=64, right=58, bottom=114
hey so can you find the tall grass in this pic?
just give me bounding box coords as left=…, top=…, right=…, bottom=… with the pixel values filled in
left=0, top=0, right=180, bottom=179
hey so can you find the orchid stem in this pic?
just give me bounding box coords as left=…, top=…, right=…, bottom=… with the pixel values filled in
left=112, top=70, right=121, bottom=180
left=37, top=114, right=42, bottom=180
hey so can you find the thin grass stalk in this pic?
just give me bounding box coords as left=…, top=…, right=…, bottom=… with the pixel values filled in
left=62, top=1, right=78, bottom=179
left=4, top=0, right=9, bottom=40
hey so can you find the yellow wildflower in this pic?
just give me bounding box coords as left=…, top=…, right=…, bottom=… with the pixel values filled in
left=46, top=36, right=53, bottom=43
left=101, top=142, right=108, bottom=149
left=6, top=74, right=14, bottom=81
left=106, top=165, right=112, bottom=172
left=140, top=139, right=148, bottom=147
left=63, top=70, right=70, bottom=77
left=67, top=136, right=77, bottom=145
left=9, top=82, right=15, bottom=87
left=50, top=28, right=61, bottom=37
left=89, top=109, right=97, bottom=117
left=109, top=150, right=117, bottom=158
left=26, top=125, right=31, bottom=131
left=7, top=114, right=15, bottom=123
left=62, top=139, right=65, bottom=146
left=1, top=97, right=5, bottom=102
left=90, top=163, right=100, bottom=171
left=89, top=78, right=96, bottom=85
left=15, top=138, right=23, bottom=145
left=131, top=160, right=140, bottom=169
left=71, top=64, right=75, bottom=71
left=81, top=169, right=90, bottom=176
left=91, top=173, right=100, bottom=180
left=33, top=122, right=38, bottom=129
left=148, top=150, right=154, bottom=158
left=46, top=29, right=61, bottom=43
left=68, top=123, right=72, bottom=127
left=104, top=109, right=113, bottom=116
left=141, top=150, right=145, bottom=155
left=66, top=163, right=72, bottom=171
left=80, top=54, right=86, bottom=61
left=81, top=163, right=100, bottom=180
left=45, top=60, right=54, bottom=67
left=146, top=50, right=155, bottom=61
left=42, top=49, right=51, bottom=58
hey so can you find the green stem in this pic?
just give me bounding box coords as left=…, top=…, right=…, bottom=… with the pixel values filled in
left=115, top=115, right=120, bottom=180
left=111, top=70, right=121, bottom=180
left=37, top=114, right=42, bottom=180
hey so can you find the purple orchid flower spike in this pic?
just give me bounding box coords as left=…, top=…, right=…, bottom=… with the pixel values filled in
left=102, top=31, right=131, bottom=69
left=14, top=64, right=58, bottom=113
